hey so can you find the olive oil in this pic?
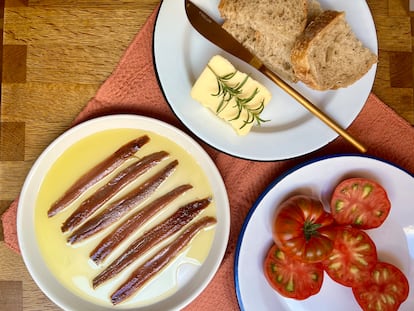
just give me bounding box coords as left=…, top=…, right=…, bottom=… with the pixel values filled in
left=34, top=128, right=216, bottom=307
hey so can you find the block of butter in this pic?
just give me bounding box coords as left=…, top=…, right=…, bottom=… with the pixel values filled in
left=191, top=55, right=272, bottom=136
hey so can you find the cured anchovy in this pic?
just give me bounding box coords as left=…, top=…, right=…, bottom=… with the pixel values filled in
left=92, top=197, right=211, bottom=288
left=61, top=151, right=169, bottom=233
left=48, top=136, right=150, bottom=217
left=110, top=216, right=217, bottom=305
left=67, top=160, right=178, bottom=244
left=90, top=184, right=193, bottom=264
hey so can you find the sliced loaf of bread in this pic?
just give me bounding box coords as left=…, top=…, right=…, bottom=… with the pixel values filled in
left=219, top=0, right=308, bottom=36
left=291, top=10, right=378, bottom=90
left=218, top=0, right=309, bottom=82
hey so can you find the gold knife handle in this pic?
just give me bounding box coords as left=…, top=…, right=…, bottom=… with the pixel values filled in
left=257, top=64, right=367, bottom=153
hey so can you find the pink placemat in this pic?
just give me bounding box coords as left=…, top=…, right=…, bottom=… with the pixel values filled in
left=3, top=5, right=414, bottom=310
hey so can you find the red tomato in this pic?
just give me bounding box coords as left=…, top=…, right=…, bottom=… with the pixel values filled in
left=352, top=262, right=409, bottom=311
left=264, top=244, right=324, bottom=300
left=323, top=226, right=377, bottom=287
left=330, top=177, right=391, bottom=229
left=272, top=195, right=336, bottom=263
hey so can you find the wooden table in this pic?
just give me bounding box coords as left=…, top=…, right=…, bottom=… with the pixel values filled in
left=0, top=0, right=413, bottom=310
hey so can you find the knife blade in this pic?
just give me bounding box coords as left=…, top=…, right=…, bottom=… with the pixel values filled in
left=185, top=0, right=366, bottom=153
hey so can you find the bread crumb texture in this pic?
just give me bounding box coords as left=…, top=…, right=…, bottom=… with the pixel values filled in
left=218, top=1, right=377, bottom=90
left=291, top=10, right=378, bottom=90
left=219, top=0, right=308, bottom=82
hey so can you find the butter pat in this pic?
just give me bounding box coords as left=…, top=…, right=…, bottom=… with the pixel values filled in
left=191, top=55, right=272, bottom=136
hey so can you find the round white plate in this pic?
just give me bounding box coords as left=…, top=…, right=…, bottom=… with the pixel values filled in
left=153, top=0, right=378, bottom=161
left=235, top=155, right=414, bottom=310
left=17, top=115, right=230, bottom=311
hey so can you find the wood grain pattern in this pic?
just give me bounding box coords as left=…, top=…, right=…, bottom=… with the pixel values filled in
left=0, top=1, right=160, bottom=310
left=369, top=0, right=414, bottom=122
left=0, top=0, right=413, bottom=310
left=0, top=280, right=22, bottom=311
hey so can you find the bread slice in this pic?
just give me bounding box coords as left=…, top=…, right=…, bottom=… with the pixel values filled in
left=218, top=0, right=309, bottom=82
left=221, top=20, right=299, bottom=81
left=219, top=0, right=307, bottom=36
left=291, top=10, right=378, bottom=90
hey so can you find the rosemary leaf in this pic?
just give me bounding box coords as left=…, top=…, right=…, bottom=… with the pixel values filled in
left=208, top=65, right=269, bottom=129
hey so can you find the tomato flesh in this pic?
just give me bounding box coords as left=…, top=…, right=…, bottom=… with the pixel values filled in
left=330, top=178, right=391, bottom=229
left=322, top=226, right=377, bottom=287
left=273, top=195, right=336, bottom=263
left=264, top=244, right=324, bottom=300
left=352, top=262, right=409, bottom=311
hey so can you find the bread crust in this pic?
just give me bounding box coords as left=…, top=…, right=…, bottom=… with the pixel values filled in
left=218, top=0, right=230, bottom=18
left=218, top=3, right=376, bottom=89
left=291, top=10, right=377, bottom=90
left=291, top=11, right=342, bottom=89
left=218, top=0, right=228, bottom=14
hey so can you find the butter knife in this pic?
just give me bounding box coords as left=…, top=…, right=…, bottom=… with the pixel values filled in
left=185, top=0, right=366, bottom=153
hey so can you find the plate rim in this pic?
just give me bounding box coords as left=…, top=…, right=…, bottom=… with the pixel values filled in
left=233, top=153, right=414, bottom=311
left=17, top=114, right=230, bottom=311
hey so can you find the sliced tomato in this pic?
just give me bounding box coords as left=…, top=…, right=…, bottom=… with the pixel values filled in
left=352, top=261, right=409, bottom=311
left=330, top=177, right=391, bottom=229
left=264, top=244, right=324, bottom=300
left=322, top=226, right=377, bottom=287
left=272, top=195, right=336, bottom=263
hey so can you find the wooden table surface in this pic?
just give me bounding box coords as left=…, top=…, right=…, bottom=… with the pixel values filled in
left=0, top=0, right=413, bottom=310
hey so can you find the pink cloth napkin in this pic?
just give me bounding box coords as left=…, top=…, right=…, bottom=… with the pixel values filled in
left=3, top=5, right=414, bottom=311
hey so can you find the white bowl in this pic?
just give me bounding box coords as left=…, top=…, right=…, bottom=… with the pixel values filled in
left=17, top=115, right=230, bottom=311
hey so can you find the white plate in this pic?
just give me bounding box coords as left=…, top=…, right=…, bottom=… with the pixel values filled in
left=235, top=155, right=414, bottom=310
left=153, top=0, right=378, bottom=161
left=17, top=115, right=230, bottom=311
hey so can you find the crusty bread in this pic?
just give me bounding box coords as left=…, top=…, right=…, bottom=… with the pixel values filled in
left=291, top=10, right=378, bottom=90
left=221, top=20, right=300, bottom=81
left=219, top=0, right=307, bottom=36
left=218, top=0, right=308, bottom=82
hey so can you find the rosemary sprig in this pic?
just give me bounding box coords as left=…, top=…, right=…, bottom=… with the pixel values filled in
left=208, top=65, right=269, bottom=129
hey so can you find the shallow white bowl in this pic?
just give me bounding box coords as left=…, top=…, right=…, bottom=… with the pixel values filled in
left=17, top=115, right=230, bottom=311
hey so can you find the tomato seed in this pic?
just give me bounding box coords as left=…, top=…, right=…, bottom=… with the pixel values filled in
left=361, top=184, right=373, bottom=198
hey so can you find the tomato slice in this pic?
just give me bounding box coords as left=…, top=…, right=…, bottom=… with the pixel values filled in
left=264, top=244, right=324, bottom=300
left=330, top=177, right=391, bottom=229
left=352, top=262, right=409, bottom=311
left=272, top=195, right=336, bottom=263
left=322, top=226, right=377, bottom=287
